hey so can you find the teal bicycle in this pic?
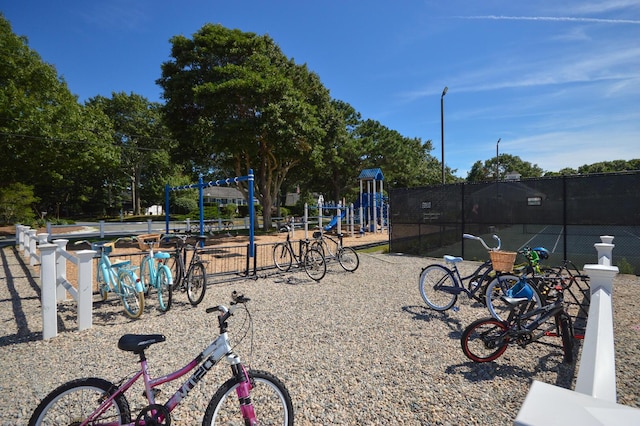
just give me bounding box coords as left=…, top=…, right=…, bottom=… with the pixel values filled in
left=76, top=238, right=145, bottom=319
left=136, top=235, right=173, bottom=312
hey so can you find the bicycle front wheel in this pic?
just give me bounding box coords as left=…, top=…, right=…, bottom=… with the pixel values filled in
left=418, top=265, right=458, bottom=311
left=157, top=265, right=173, bottom=312
left=273, top=243, right=293, bottom=272
left=166, top=252, right=183, bottom=290
left=118, top=270, right=144, bottom=319
left=202, top=370, right=294, bottom=426
left=485, top=275, right=543, bottom=322
left=461, top=318, right=510, bottom=362
left=96, top=263, right=108, bottom=301
left=29, top=377, right=131, bottom=426
left=304, top=248, right=326, bottom=281
left=337, top=246, right=359, bottom=272
left=139, top=255, right=151, bottom=296
left=187, top=262, right=207, bottom=306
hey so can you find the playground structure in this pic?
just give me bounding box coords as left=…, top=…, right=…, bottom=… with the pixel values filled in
left=164, top=170, right=256, bottom=256
left=310, top=168, right=388, bottom=237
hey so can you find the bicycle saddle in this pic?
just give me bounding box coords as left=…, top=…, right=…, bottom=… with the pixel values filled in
left=444, top=255, right=463, bottom=263
left=118, top=334, right=166, bottom=353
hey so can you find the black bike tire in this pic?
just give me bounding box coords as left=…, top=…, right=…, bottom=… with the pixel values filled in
left=202, top=370, right=294, bottom=426
left=167, top=252, right=183, bottom=291
left=273, top=243, right=293, bottom=272
left=461, top=318, right=510, bottom=362
left=485, top=274, right=544, bottom=323
left=418, top=264, right=458, bottom=311
left=304, top=247, right=326, bottom=281
left=337, top=247, right=359, bottom=272
left=558, top=313, right=575, bottom=363
left=187, top=262, right=207, bottom=306
left=157, top=265, right=173, bottom=312
left=29, top=377, right=131, bottom=426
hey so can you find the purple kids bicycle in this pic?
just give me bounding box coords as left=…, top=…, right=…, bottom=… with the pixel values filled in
left=29, top=291, right=293, bottom=425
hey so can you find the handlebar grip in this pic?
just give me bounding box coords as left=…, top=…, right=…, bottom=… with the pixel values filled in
left=462, top=233, right=478, bottom=240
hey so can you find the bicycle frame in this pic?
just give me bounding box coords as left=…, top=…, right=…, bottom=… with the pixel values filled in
left=81, top=331, right=248, bottom=426
left=444, top=259, right=496, bottom=300
left=97, top=246, right=140, bottom=295
left=504, top=293, right=566, bottom=344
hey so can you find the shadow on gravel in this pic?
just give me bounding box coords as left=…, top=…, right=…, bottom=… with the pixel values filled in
left=445, top=350, right=577, bottom=388
left=403, top=305, right=465, bottom=339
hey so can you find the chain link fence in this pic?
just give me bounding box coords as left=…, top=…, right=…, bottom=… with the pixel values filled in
left=389, top=172, right=640, bottom=274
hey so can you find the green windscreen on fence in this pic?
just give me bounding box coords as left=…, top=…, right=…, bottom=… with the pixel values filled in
left=389, top=172, right=640, bottom=273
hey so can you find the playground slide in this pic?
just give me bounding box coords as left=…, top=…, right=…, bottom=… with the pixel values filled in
left=324, top=211, right=346, bottom=231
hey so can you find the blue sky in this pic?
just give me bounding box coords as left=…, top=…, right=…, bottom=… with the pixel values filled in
left=3, top=1, right=639, bottom=177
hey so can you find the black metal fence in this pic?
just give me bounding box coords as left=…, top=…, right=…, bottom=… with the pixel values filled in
left=389, top=172, right=640, bottom=274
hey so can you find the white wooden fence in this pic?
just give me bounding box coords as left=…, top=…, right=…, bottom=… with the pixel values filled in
left=515, top=236, right=640, bottom=425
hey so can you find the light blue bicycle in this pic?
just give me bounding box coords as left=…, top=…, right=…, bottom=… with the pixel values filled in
left=136, top=235, right=173, bottom=312
left=76, top=238, right=145, bottom=319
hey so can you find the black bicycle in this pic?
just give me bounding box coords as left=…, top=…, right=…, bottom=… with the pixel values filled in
left=273, top=225, right=327, bottom=281
left=164, top=234, right=209, bottom=306
left=310, top=231, right=359, bottom=272
left=461, top=275, right=575, bottom=364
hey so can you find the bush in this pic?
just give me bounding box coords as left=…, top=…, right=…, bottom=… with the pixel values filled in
left=0, top=183, right=39, bottom=225
left=616, top=257, right=636, bottom=275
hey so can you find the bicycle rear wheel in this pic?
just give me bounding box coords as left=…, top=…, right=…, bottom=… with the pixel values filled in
left=156, top=265, right=173, bottom=312
left=166, top=252, right=184, bottom=291
left=273, top=243, right=293, bottom=271
left=461, top=318, right=510, bottom=362
left=202, top=370, right=294, bottom=426
left=418, top=264, right=458, bottom=311
left=337, top=247, right=359, bottom=272
left=557, top=313, right=575, bottom=363
left=187, top=262, right=207, bottom=306
left=118, top=270, right=144, bottom=319
left=304, top=248, right=326, bottom=281
left=29, top=377, right=131, bottom=426
left=485, top=275, right=543, bottom=322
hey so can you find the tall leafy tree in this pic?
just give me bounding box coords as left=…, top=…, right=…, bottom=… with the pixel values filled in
left=466, top=154, right=543, bottom=182
left=87, top=92, right=175, bottom=215
left=158, top=24, right=329, bottom=229
left=0, top=14, right=117, bottom=217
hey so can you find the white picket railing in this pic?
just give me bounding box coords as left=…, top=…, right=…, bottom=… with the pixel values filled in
left=515, top=236, right=640, bottom=425
left=37, top=239, right=96, bottom=339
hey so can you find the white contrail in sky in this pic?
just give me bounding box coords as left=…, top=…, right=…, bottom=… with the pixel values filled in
left=456, top=15, right=640, bottom=25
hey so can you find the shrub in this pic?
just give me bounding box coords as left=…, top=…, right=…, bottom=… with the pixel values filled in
left=0, top=183, right=39, bottom=225
left=616, top=257, right=636, bottom=275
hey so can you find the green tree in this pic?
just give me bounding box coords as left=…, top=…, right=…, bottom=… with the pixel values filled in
left=0, top=14, right=118, bottom=217
left=87, top=92, right=176, bottom=215
left=466, top=154, right=543, bottom=182
left=0, top=183, right=39, bottom=225
left=158, top=24, right=329, bottom=230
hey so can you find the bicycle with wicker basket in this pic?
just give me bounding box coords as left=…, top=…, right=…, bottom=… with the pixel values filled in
left=418, top=233, right=543, bottom=317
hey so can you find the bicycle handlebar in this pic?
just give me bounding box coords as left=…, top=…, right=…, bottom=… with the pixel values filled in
left=462, top=233, right=501, bottom=251
left=206, top=291, right=251, bottom=332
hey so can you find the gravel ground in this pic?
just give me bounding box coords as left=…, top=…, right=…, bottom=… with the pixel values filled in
left=1, top=245, right=638, bottom=425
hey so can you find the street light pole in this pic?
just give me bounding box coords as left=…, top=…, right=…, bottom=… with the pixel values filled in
left=440, top=86, right=448, bottom=185
left=496, top=138, right=501, bottom=181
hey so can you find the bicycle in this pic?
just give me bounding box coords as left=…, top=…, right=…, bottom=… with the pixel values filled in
left=29, top=291, right=294, bottom=425
left=418, top=234, right=543, bottom=316
left=136, top=235, right=173, bottom=312
left=460, top=275, right=575, bottom=364
left=273, top=225, right=327, bottom=281
left=164, top=234, right=208, bottom=306
left=310, top=231, right=360, bottom=272
left=75, top=238, right=145, bottom=319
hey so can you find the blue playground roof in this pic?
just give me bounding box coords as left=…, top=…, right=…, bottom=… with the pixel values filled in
left=358, top=168, right=384, bottom=181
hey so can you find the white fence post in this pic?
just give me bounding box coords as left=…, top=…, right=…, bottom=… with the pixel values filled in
left=575, top=235, right=618, bottom=402
left=39, top=243, right=59, bottom=340
left=22, top=227, right=31, bottom=257
left=76, top=250, right=95, bottom=330
left=99, top=220, right=105, bottom=238
left=28, top=229, right=38, bottom=265
left=53, top=239, right=69, bottom=301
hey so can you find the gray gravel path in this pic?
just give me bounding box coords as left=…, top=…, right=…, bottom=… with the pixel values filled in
left=1, top=246, right=638, bottom=425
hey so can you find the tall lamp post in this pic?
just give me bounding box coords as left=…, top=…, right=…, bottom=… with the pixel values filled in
left=440, top=86, right=448, bottom=185
left=496, top=138, right=501, bottom=182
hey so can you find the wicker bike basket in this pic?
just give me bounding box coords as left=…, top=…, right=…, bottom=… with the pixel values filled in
left=136, top=234, right=161, bottom=251
left=489, top=250, right=517, bottom=273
